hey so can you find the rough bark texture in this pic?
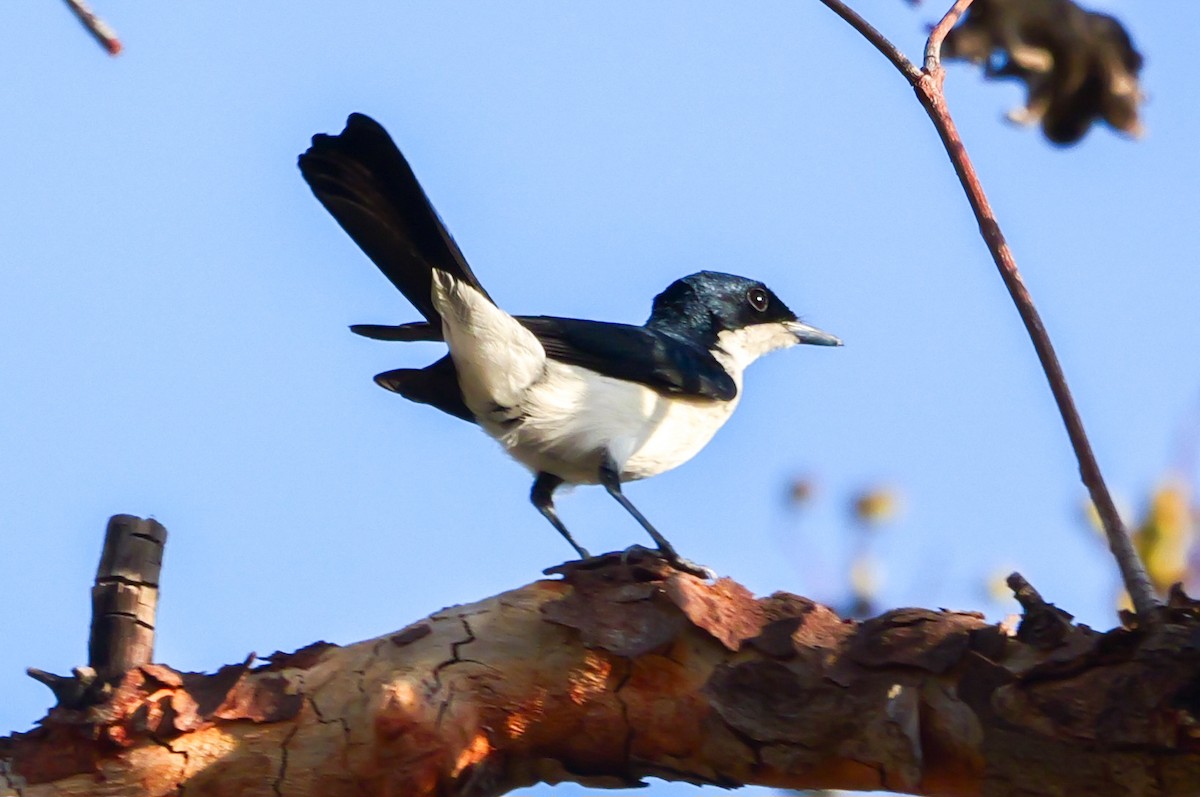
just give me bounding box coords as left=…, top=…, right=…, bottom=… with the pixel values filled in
left=3, top=557, right=1200, bottom=797
left=89, top=515, right=166, bottom=678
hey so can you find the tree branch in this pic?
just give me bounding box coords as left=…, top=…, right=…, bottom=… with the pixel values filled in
left=61, top=0, right=122, bottom=56
left=3, top=559, right=1198, bottom=796
left=817, top=0, right=1159, bottom=621
left=924, top=0, right=974, bottom=72
left=817, top=0, right=922, bottom=83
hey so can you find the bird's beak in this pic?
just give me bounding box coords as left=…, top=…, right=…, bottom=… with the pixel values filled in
left=786, top=320, right=842, bottom=347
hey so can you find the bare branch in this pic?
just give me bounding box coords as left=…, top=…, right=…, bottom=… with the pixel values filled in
left=925, top=0, right=974, bottom=71
left=818, top=0, right=922, bottom=84
left=61, top=0, right=122, bottom=56
left=817, top=0, right=1159, bottom=621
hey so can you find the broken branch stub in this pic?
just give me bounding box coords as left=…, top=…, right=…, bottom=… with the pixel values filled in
left=25, top=514, right=168, bottom=710
left=90, top=515, right=167, bottom=678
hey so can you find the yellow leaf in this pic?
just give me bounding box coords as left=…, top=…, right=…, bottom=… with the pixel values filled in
left=1134, top=479, right=1193, bottom=594
left=852, top=487, right=901, bottom=526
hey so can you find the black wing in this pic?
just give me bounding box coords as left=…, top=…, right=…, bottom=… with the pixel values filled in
left=354, top=317, right=736, bottom=401
left=357, top=316, right=738, bottom=402
left=521, top=316, right=737, bottom=401
left=299, top=113, right=493, bottom=323
left=355, top=316, right=734, bottom=416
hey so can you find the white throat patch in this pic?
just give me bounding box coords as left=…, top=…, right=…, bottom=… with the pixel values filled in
left=714, top=323, right=799, bottom=372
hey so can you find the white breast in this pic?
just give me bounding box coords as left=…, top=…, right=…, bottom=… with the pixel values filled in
left=482, top=360, right=741, bottom=485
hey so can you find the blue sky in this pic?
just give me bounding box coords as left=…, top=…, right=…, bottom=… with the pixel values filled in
left=3, top=2, right=1198, bottom=792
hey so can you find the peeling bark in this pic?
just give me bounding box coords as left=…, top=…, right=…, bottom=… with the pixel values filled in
left=3, top=558, right=1200, bottom=797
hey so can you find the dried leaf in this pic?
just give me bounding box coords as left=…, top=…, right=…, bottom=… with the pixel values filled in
left=943, top=0, right=1144, bottom=145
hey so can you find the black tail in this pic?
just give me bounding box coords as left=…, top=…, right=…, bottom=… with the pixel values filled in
left=349, top=321, right=440, bottom=342
left=374, top=356, right=475, bottom=423
left=298, top=113, right=493, bottom=323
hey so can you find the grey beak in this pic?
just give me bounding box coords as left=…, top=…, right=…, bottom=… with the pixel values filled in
left=786, top=320, right=842, bottom=347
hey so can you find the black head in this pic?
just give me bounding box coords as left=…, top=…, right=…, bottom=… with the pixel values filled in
left=646, top=271, right=839, bottom=352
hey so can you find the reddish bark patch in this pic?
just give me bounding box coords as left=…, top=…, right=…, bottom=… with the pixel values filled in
left=213, top=674, right=303, bottom=723
left=705, top=659, right=851, bottom=746
left=7, top=724, right=105, bottom=785
left=749, top=595, right=852, bottom=661
left=12, top=657, right=305, bottom=782
left=848, top=608, right=985, bottom=674
left=663, top=575, right=764, bottom=651
left=545, top=559, right=854, bottom=658
left=542, top=558, right=691, bottom=656
left=543, top=579, right=685, bottom=657
left=184, top=657, right=256, bottom=718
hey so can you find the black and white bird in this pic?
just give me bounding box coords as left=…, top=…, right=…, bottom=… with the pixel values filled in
left=299, top=113, right=840, bottom=574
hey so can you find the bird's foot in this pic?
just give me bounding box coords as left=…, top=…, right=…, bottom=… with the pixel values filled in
left=543, top=547, right=715, bottom=580
left=620, top=544, right=716, bottom=580
left=542, top=551, right=619, bottom=576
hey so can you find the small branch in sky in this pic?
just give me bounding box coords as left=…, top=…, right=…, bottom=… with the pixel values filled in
left=62, top=0, right=122, bottom=56
left=816, top=0, right=1160, bottom=622
left=924, top=0, right=973, bottom=72
left=817, top=0, right=922, bottom=84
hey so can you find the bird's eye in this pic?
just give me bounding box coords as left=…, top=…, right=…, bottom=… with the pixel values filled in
left=747, top=287, right=769, bottom=312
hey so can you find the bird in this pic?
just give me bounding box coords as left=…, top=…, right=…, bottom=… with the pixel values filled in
left=299, top=113, right=841, bottom=575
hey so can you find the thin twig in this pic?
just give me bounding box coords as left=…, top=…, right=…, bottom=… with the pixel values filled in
left=924, top=0, right=974, bottom=72
left=62, top=0, right=122, bottom=56
left=818, top=0, right=922, bottom=84
left=817, top=0, right=1160, bottom=621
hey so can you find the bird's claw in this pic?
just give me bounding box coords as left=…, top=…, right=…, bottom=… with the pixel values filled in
left=543, top=547, right=716, bottom=580
left=621, top=544, right=716, bottom=580
left=618, top=544, right=655, bottom=565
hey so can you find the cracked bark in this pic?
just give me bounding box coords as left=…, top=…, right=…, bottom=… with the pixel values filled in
left=3, top=559, right=1200, bottom=797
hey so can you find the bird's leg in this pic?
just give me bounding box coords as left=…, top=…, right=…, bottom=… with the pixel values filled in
left=597, top=459, right=678, bottom=557
left=598, top=455, right=713, bottom=579
left=531, top=471, right=591, bottom=559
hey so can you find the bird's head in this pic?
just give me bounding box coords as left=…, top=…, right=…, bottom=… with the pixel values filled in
left=647, top=271, right=841, bottom=368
